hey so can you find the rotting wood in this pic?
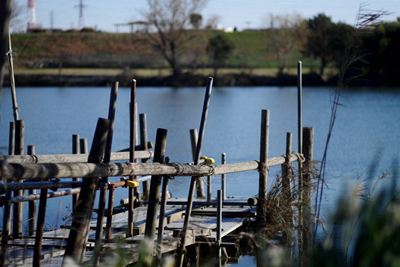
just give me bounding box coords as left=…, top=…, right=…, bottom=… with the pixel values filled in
left=0, top=150, right=153, bottom=164
left=0, top=153, right=301, bottom=181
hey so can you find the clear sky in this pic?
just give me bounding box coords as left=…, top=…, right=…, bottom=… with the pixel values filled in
left=12, top=0, right=400, bottom=32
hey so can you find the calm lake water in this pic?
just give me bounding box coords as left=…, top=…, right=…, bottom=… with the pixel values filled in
left=1, top=86, right=399, bottom=264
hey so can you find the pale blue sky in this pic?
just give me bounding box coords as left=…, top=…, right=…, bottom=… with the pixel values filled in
left=13, top=0, right=399, bottom=32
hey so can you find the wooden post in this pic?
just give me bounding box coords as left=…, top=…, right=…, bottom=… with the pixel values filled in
left=65, top=118, right=110, bottom=263
left=8, top=33, right=19, bottom=122
left=281, top=133, right=293, bottom=207
left=80, top=138, right=88, bottom=154
left=105, top=184, right=116, bottom=240
left=157, top=157, right=171, bottom=246
left=217, top=190, right=222, bottom=256
left=190, top=129, right=205, bottom=198
left=13, top=119, right=24, bottom=239
left=72, top=134, right=80, bottom=210
left=27, top=145, right=37, bottom=236
left=128, top=80, right=136, bottom=237
left=257, top=110, right=269, bottom=229
left=33, top=183, right=49, bottom=266
left=297, top=61, right=303, bottom=205
left=221, top=153, right=226, bottom=201
left=140, top=113, right=150, bottom=200
left=8, top=122, right=14, bottom=155
left=1, top=190, right=12, bottom=266
left=207, top=175, right=212, bottom=203
left=96, top=81, right=118, bottom=244
left=179, top=78, right=213, bottom=266
left=301, top=127, right=313, bottom=266
left=144, top=128, right=167, bottom=241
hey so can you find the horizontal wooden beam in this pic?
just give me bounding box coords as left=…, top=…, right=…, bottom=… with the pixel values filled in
left=0, top=151, right=154, bottom=164
left=0, top=153, right=301, bottom=181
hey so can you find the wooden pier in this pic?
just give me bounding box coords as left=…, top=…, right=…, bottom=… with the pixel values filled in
left=0, top=79, right=314, bottom=266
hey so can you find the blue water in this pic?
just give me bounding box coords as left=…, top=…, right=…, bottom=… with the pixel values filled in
left=1, top=86, right=400, bottom=261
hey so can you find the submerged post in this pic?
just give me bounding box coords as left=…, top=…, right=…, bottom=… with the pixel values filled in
left=65, top=118, right=110, bottom=263
left=257, top=110, right=269, bottom=229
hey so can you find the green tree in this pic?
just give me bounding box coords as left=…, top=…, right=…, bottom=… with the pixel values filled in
left=360, top=20, right=400, bottom=85
left=206, top=33, right=234, bottom=78
left=302, top=13, right=354, bottom=76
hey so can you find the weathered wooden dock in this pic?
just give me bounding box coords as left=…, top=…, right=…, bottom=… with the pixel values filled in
left=0, top=78, right=314, bottom=266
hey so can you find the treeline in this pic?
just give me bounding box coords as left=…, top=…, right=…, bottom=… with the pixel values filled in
left=8, top=14, right=400, bottom=86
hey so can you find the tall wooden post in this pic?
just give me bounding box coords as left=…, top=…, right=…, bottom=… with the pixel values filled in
left=96, top=81, right=118, bottom=244
left=128, top=80, right=136, bottom=237
left=179, top=78, right=213, bottom=267
left=27, top=145, right=37, bottom=236
left=72, top=134, right=80, bottom=210
left=64, top=118, right=110, bottom=263
left=8, top=122, right=14, bottom=155
left=140, top=113, right=150, bottom=200
left=257, top=110, right=269, bottom=229
left=301, top=127, right=313, bottom=266
left=144, top=128, right=167, bottom=241
left=33, top=182, right=49, bottom=266
left=13, top=119, right=24, bottom=239
left=221, top=153, right=226, bottom=201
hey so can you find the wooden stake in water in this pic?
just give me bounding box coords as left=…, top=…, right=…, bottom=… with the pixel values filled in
left=27, top=145, right=37, bottom=236
left=65, top=118, right=110, bottom=263
left=257, top=109, right=269, bottom=229
left=128, top=80, right=136, bottom=237
left=72, top=134, right=80, bottom=210
left=13, top=119, right=24, bottom=239
left=179, top=77, right=213, bottom=266
left=298, top=61, right=302, bottom=155
left=96, top=81, right=118, bottom=244
left=7, top=33, right=19, bottom=122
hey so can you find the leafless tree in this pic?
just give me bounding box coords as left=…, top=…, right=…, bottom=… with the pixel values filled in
left=10, top=0, right=24, bottom=32
left=205, top=14, right=221, bottom=29
left=264, top=13, right=306, bottom=75
left=144, top=0, right=207, bottom=77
